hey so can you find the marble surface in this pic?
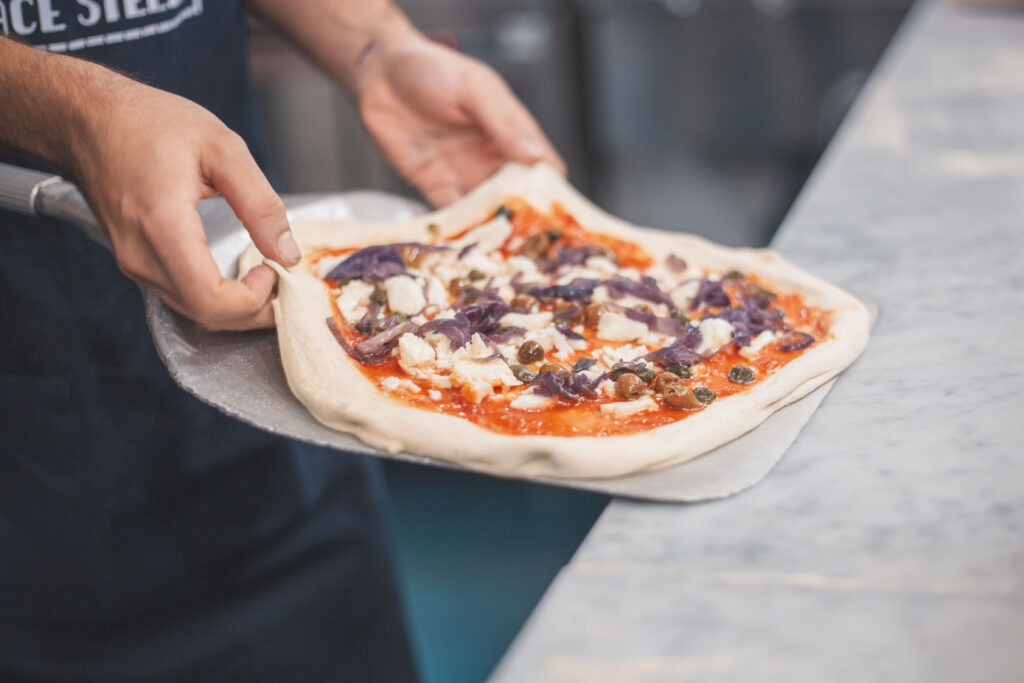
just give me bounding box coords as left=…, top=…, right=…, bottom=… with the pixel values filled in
left=491, top=1, right=1024, bottom=681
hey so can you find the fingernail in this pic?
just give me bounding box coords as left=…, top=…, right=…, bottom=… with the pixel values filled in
left=278, top=231, right=302, bottom=265
left=517, top=140, right=546, bottom=162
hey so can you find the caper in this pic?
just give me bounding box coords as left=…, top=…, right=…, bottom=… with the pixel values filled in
left=538, top=362, right=564, bottom=376
left=669, top=309, right=690, bottom=325
left=518, top=340, right=545, bottom=364
left=496, top=205, right=514, bottom=220
left=608, top=366, right=637, bottom=381
left=511, top=294, right=535, bottom=310
left=637, top=367, right=657, bottom=383
left=522, top=233, right=552, bottom=259
left=665, top=363, right=692, bottom=379
left=460, top=286, right=481, bottom=302
left=728, top=365, right=755, bottom=384
left=654, top=372, right=684, bottom=394
left=468, top=269, right=486, bottom=281
left=693, top=387, right=717, bottom=404
left=449, top=277, right=471, bottom=297
left=427, top=222, right=441, bottom=237
left=615, top=373, right=645, bottom=400
left=583, top=303, right=604, bottom=327
left=545, top=228, right=563, bottom=242
left=493, top=326, right=515, bottom=335
left=369, top=283, right=388, bottom=305
left=663, top=385, right=702, bottom=410
left=723, top=270, right=745, bottom=280
left=510, top=364, right=537, bottom=383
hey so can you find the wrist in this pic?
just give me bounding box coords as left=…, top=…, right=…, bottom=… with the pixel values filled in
left=348, top=8, right=425, bottom=97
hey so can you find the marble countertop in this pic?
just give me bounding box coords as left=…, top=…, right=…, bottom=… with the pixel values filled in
left=491, top=1, right=1024, bottom=680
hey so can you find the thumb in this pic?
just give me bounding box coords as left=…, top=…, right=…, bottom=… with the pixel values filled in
left=202, top=133, right=300, bottom=266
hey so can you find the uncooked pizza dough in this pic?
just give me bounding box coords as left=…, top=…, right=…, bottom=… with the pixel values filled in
left=239, top=163, right=869, bottom=479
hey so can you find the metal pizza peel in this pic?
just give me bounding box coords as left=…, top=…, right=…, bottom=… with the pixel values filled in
left=0, top=161, right=853, bottom=503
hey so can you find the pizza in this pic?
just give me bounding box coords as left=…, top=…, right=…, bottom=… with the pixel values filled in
left=239, top=164, right=869, bottom=479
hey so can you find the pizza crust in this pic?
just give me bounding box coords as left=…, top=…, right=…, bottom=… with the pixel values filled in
left=241, top=163, right=870, bottom=479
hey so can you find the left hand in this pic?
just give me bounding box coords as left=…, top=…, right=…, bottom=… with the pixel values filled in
left=357, top=36, right=566, bottom=207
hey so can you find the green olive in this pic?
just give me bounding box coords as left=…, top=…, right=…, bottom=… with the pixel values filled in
left=665, top=363, right=692, bottom=379
left=510, top=364, right=537, bottom=383
left=693, top=387, right=717, bottom=404
left=728, top=365, right=755, bottom=384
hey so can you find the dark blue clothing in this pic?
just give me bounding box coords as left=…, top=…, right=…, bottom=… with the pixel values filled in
left=0, top=3, right=417, bottom=681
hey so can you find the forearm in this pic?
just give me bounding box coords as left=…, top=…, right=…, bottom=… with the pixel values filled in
left=0, top=37, right=126, bottom=177
left=244, top=0, right=422, bottom=95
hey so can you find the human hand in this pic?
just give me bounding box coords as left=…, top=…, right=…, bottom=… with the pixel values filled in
left=357, top=36, right=566, bottom=207
left=71, top=77, right=298, bottom=330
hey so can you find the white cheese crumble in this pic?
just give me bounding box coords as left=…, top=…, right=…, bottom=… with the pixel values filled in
left=397, top=333, right=435, bottom=371
left=596, top=311, right=648, bottom=343
left=450, top=214, right=512, bottom=254
left=739, top=330, right=776, bottom=359
left=697, top=318, right=735, bottom=354
left=670, top=280, right=701, bottom=310
left=317, top=255, right=347, bottom=280
left=428, top=389, right=442, bottom=401
left=335, top=280, right=375, bottom=322
left=424, top=276, right=449, bottom=309
left=385, top=275, right=426, bottom=316
left=509, top=390, right=555, bottom=411
left=450, top=358, right=521, bottom=403
left=600, top=395, right=656, bottom=417
left=500, top=312, right=553, bottom=330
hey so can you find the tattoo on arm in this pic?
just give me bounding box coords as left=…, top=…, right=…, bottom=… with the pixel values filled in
left=354, top=40, right=376, bottom=70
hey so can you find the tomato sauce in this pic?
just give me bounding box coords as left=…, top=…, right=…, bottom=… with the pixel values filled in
left=318, top=199, right=832, bottom=438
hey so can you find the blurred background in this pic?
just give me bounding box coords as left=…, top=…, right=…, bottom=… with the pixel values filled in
left=246, top=1, right=911, bottom=680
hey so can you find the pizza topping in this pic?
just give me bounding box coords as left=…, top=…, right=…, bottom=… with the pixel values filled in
left=778, top=331, right=815, bottom=352
left=653, top=372, right=683, bottom=394
left=327, top=245, right=406, bottom=284
left=666, top=253, right=688, bottom=273
left=600, top=395, right=656, bottom=417
left=384, top=276, right=426, bottom=316
left=696, top=318, right=735, bottom=354
left=727, top=365, right=756, bottom=384
left=690, top=278, right=731, bottom=310
left=693, top=387, right=717, bottom=404
left=517, top=340, right=545, bottom=364
left=615, top=373, right=645, bottom=400
left=314, top=197, right=832, bottom=436
left=597, top=310, right=648, bottom=342
left=665, top=363, right=692, bottom=379
left=510, top=364, right=538, bottom=383
left=663, top=384, right=702, bottom=411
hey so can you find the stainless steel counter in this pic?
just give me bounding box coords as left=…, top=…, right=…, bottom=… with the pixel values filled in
left=491, top=1, right=1024, bottom=680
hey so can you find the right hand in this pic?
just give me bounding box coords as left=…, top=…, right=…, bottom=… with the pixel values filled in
left=70, top=79, right=298, bottom=330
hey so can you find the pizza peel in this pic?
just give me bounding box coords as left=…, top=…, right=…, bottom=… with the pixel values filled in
left=0, top=161, right=855, bottom=503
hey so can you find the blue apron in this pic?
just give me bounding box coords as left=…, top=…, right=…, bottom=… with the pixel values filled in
left=0, top=3, right=417, bottom=681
